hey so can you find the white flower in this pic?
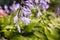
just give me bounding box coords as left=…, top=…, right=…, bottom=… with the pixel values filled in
left=14, top=14, right=18, bottom=23
left=41, top=2, right=49, bottom=12
left=10, top=3, right=16, bottom=11
left=21, top=17, right=30, bottom=25
left=17, top=25, right=21, bottom=33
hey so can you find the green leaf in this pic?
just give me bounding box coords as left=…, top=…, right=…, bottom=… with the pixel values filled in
left=34, top=31, right=48, bottom=40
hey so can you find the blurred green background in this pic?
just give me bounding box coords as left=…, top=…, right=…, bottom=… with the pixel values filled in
left=0, top=0, right=60, bottom=40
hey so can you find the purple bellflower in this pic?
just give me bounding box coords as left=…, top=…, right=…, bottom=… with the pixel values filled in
left=14, top=14, right=18, bottom=23
left=14, top=3, right=20, bottom=10
left=42, top=3, right=49, bottom=12
left=25, top=1, right=34, bottom=9
left=25, top=0, right=50, bottom=12
left=22, top=7, right=31, bottom=17
left=10, top=1, right=20, bottom=11
left=40, top=1, right=49, bottom=12
left=21, top=17, right=30, bottom=25
left=37, top=8, right=41, bottom=18
left=17, top=25, right=21, bottom=33
left=4, top=5, right=10, bottom=14
left=10, top=1, right=16, bottom=11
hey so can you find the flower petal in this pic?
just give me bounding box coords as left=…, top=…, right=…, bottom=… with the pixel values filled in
left=21, top=17, right=30, bottom=25
left=17, top=25, right=21, bottom=33
left=14, top=15, right=18, bottom=23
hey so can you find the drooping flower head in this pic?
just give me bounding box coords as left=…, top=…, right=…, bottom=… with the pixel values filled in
left=25, top=1, right=34, bottom=9
left=4, top=4, right=10, bottom=14
left=21, top=17, right=30, bottom=25
left=24, top=0, right=50, bottom=12
left=22, top=7, right=31, bottom=17
left=10, top=1, right=20, bottom=11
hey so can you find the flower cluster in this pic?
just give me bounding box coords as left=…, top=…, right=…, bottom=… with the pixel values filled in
left=0, top=0, right=50, bottom=39
left=19, top=0, right=50, bottom=24
left=0, top=0, right=50, bottom=33
left=25, top=0, right=50, bottom=11
left=13, top=0, right=50, bottom=34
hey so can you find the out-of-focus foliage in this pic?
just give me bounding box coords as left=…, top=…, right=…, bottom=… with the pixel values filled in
left=49, top=0, right=60, bottom=11
left=0, top=0, right=60, bottom=40
left=0, top=11, right=60, bottom=40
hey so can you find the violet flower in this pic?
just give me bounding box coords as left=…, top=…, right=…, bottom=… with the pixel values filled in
left=38, top=0, right=50, bottom=12
left=25, top=1, right=34, bottom=9
left=10, top=1, right=20, bottom=11
left=25, top=0, right=50, bottom=12
left=14, top=3, right=20, bottom=10
left=22, top=7, right=31, bottom=17
left=10, top=1, right=16, bottom=11
left=4, top=5, right=10, bottom=14
left=21, top=17, right=30, bottom=25
left=37, top=8, right=41, bottom=18
left=17, top=25, right=21, bottom=33
left=14, top=14, right=18, bottom=23
left=41, top=1, right=49, bottom=12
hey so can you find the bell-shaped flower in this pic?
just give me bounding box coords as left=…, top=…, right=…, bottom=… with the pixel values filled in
left=41, top=2, right=49, bottom=12
left=4, top=5, right=10, bottom=14
left=37, top=9, right=41, bottom=18
left=14, top=14, right=18, bottom=23
left=17, top=25, right=21, bottom=33
left=14, top=3, right=20, bottom=10
left=10, top=1, right=16, bottom=11
left=10, top=1, right=20, bottom=11
left=22, top=7, right=31, bottom=17
left=25, top=1, right=34, bottom=9
left=21, top=17, right=30, bottom=25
